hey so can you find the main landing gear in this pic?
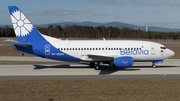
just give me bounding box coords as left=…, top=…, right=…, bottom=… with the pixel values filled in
left=94, top=65, right=100, bottom=70
left=89, top=62, right=100, bottom=70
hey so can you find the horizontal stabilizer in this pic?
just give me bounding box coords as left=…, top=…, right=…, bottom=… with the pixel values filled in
left=6, top=39, right=32, bottom=47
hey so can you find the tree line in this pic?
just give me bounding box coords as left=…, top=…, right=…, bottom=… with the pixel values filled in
left=0, top=26, right=15, bottom=37
left=0, top=25, right=180, bottom=39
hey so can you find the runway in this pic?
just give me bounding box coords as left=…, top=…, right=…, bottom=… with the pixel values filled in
left=0, top=56, right=180, bottom=80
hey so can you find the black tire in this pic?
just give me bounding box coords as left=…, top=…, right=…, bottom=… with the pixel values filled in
left=94, top=65, right=100, bottom=70
left=89, top=62, right=95, bottom=68
left=152, top=64, right=156, bottom=68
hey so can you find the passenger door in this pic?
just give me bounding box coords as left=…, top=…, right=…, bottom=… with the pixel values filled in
left=151, top=44, right=155, bottom=55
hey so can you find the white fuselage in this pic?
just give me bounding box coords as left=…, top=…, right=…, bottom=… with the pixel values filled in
left=44, top=34, right=174, bottom=62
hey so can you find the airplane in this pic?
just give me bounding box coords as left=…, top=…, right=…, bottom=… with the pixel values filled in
left=8, top=6, right=175, bottom=70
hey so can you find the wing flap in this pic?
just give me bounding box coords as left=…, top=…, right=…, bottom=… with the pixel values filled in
left=87, top=54, right=114, bottom=61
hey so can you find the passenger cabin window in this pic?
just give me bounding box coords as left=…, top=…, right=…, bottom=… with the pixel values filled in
left=57, top=47, right=146, bottom=51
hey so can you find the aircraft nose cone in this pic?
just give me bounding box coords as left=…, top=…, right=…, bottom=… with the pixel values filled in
left=170, top=50, right=175, bottom=57
left=163, top=49, right=175, bottom=59
left=168, top=49, right=175, bottom=57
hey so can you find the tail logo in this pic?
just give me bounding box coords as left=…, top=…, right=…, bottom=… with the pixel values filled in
left=45, top=44, right=50, bottom=55
left=10, top=10, right=33, bottom=37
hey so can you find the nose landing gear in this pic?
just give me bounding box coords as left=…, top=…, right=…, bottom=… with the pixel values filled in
left=152, top=63, right=156, bottom=68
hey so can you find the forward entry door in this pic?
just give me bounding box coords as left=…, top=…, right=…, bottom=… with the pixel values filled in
left=151, top=44, right=155, bottom=55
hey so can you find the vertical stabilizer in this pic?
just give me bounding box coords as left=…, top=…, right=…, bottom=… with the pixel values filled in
left=8, top=6, right=45, bottom=43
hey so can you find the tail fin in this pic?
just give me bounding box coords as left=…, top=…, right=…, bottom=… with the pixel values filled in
left=8, top=6, right=45, bottom=43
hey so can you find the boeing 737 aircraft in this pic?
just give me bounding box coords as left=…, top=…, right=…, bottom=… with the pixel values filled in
left=8, top=6, right=175, bottom=70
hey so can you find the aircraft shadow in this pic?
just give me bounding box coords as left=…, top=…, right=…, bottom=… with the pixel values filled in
left=33, top=64, right=140, bottom=75
left=99, top=68, right=140, bottom=75
left=33, top=64, right=88, bottom=69
left=99, top=65, right=178, bottom=75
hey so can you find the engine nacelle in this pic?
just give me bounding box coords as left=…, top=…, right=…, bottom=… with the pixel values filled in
left=113, top=56, right=133, bottom=68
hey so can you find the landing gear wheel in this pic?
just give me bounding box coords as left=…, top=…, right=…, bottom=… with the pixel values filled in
left=94, top=65, right=100, bottom=70
left=152, top=64, right=156, bottom=68
left=89, top=62, right=95, bottom=68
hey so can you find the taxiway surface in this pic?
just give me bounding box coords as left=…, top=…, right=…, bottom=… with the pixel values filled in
left=0, top=56, right=180, bottom=80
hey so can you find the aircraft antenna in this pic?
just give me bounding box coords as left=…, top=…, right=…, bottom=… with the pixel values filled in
left=103, top=37, right=105, bottom=41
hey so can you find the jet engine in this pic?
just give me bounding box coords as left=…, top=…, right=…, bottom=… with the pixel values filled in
left=112, top=56, right=133, bottom=68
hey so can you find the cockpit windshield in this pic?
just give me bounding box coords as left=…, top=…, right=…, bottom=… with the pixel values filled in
left=160, top=47, right=166, bottom=50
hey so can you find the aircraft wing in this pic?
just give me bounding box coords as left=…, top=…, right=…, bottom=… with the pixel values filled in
left=5, top=39, right=32, bottom=47
left=87, top=54, right=114, bottom=61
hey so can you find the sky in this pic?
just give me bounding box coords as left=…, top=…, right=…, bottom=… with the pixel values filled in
left=1, top=0, right=180, bottom=29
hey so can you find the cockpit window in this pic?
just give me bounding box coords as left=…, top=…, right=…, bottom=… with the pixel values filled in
left=160, top=47, right=166, bottom=49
